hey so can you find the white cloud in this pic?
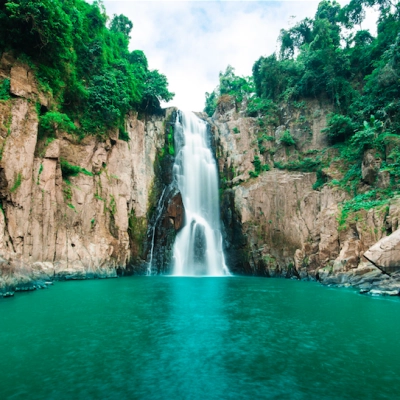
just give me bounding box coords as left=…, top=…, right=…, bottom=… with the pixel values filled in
left=98, top=0, right=378, bottom=111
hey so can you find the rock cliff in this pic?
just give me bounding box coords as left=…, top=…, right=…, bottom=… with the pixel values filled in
left=206, top=98, right=400, bottom=296
left=0, top=57, right=176, bottom=295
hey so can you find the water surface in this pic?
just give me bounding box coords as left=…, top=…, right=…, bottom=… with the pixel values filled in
left=1, top=277, right=399, bottom=399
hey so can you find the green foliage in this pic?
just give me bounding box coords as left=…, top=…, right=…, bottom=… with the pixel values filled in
left=257, top=134, right=275, bottom=154
left=246, top=98, right=277, bottom=119
left=250, top=155, right=270, bottom=178
left=110, top=14, right=133, bottom=38
left=232, top=127, right=240, bottom=134
left=119, top=127, right=130, bottom=142
left=85, top=70, right=133, bottom=130
left=10, top=172, right=22, bottom=193
left=39, top=112, right=76, bottom=138
left=313, top=169, right=327, bottom=190
left=108, top=195, right=117, bottom=216
left=37, top=163, right=43, bottom=185
left=63, top=183, right=72, bottom=202
left=204, top=91, right=217, bottom=117
left=0, top=0, right=174, bottom=136
left=350, top=115, right=383, bottom=155
left=60, top=159, right=93, bottom=182
left=253, top=155, right=262, bottom=174
left=338, top=189, right=395, bottom=229
left=263, top=164, right=271, bottom=171
left=0, top=78, right=11, bottom=100
left=94, top=193, right=105, bottom=202
left=324, top=113, right=356, bottom=144
left=167, top=126, right=174, bottom=155
left=219, top=65, right=254, bottom=103
left=251, top=0, right=400, bottom=120
left=204, top=65, right=254, bottom=114
left=204, top=0, right=400, bottom=207
left=249, top=170, right=259, bottom=178
left=280, top=130, right=296, bottom=147
left=140, top=69, right=175, bottom=112
left=274, top=158, right=320, bottom=172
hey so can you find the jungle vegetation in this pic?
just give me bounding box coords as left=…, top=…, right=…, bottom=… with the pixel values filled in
left=205, top=0, right=400, bottom=209
left=0, top=0, right=174, bottom=139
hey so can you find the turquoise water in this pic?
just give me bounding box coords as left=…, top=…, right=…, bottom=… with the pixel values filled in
left=0, top=276, right=400, bottom=399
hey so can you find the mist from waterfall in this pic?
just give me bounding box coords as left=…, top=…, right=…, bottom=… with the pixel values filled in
left=172, top=111, right=229, bottom=276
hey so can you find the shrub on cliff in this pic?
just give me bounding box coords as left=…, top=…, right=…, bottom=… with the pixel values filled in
left=324, top=114, right=356, bottom=144
left=204, top=66, right=254, bottom=116
left=39, top=112, right=76, bottom=139
left=60, top=159, right=93, bottom=183
left=280, top=130, right=296, bottom=147
left=0, top=78, right=10, bottom=100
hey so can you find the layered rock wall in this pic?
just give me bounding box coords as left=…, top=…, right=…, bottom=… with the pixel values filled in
left=0, top=57, right=174, bottom=294
left=207, top=100, right=400, bottom=295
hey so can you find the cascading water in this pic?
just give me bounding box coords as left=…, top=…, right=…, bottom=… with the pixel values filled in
left=147, top=187, right=167, bottom=275
left=172, top=111, right=229, bottom=276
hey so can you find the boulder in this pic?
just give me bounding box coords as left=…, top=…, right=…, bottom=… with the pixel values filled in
left=363, top=228, right=400, bottom=273
left=362, top=150, right=381, bottom=185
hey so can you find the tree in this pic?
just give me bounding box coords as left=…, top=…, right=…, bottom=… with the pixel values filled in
left=110, top=14, right=133, bottom=38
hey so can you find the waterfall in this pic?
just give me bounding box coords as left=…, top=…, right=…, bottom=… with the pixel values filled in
left=147, top=187, right=167, bottom=275
left=172, top=111, right=229, bottom=276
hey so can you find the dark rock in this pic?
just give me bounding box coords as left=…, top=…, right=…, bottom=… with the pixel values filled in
left=166, top=192, right=184, bottom=230
left=361, top=150, right=381, bottom=185
left=220, top=189, right=252, bottom=274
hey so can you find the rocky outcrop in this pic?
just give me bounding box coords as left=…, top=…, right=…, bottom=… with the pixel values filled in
left=147, top=189, right=185, bottom=274
left=0, top=58, right=175, bottom=296
left=208, top=100, right=400, bottom=296
left=364, top=229, right=400, bottom=273
left=362, top=149, right=381, bottom=185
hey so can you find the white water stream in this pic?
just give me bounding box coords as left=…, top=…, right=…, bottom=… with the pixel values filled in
left=147, top=187, right=167, bottom=275
left=172, top=111, right=229, bottom=276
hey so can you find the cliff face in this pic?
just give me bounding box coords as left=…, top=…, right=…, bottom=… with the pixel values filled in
left=208, top=99, right=400, bottom=295
left=0, top=58, right=175, bottom=294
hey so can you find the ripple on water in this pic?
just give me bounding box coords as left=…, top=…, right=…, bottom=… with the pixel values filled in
left=0, top=276, right=399, bottom=399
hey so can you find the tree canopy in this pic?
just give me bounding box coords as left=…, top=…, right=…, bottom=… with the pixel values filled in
left=204, top=0, right=400, bottom=197
left=0, top=0, right=174, bottom=137
left=206, top=0, right=400, bottom=134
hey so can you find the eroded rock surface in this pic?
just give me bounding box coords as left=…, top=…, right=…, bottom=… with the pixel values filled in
left=208, top=101, right=400, bottom=296
left=0, top=59, right=175, bottom=296
left=364, top=229, right=400, bottom=272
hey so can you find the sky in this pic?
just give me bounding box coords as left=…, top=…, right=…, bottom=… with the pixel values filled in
left=97, top=0, right=378, bottom=112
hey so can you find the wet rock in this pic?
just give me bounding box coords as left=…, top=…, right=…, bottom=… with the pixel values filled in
left=166, top=192, right=184, bottom=230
